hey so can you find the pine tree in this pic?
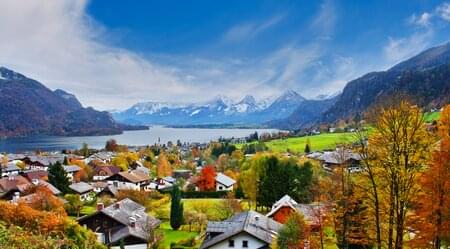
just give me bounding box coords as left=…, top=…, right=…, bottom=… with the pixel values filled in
left=48, top=161, right=71, bottom=194
left=304, top=138, right=311, bottom=153
left=63, top=156, right=69, bottom=165
left=170, top=185, right=184, bottom=230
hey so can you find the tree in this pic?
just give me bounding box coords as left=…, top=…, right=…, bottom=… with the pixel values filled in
left=197, top=165, right=216, bottom=191
left=368, top=100, right=430, bottom=249
left=64, top=194, right=83, bottom=217
left=63, top=156, right=69, bottom=165
left=48, top=161, right=70, bottom=194
left=170, top=185, right=183, bottom=230
left=410, top=105, right=450, bottom=249
left=156, top=152, right=172, bottom=178
left=81, top=143, right=89, bottom=157
left=304, top=138, right=311, bottom=153
left=277, top=213, right=309, bottom=249
left=105, top=139, right=118, bottom=152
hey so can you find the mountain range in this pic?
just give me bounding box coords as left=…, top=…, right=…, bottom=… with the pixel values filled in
left=112, top=90, right=312, bottom=126
left=0, top=67, right=139, bottom=137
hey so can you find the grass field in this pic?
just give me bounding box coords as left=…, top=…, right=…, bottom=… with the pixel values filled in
left=424, top=111, right=441, bottom=122
left=238, top=132, right=357, bottom=153
left=157, top=222, right=199, bottom=249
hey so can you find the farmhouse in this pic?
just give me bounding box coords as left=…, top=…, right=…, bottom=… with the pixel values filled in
left=106, top=169, right=151, bottom=191
left=266, top=195, right=326, bottom=231
left=200, top=211, right=282, bottom=249
left=69, top=182, right=94, bottom=201
left=215, top=173, right=236, bottom=191
left=78, top=198, right=161, bottom=248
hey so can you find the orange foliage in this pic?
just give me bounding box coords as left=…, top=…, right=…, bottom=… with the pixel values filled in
left=157, top=152, right=172, bottom=177
left=197, top=165, right=216, bottom=191
left=27, top=185, right=65, bottom=214
left=410, top=105, right=450, bottom=248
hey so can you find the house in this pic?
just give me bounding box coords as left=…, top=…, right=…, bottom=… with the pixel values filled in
left=173, top=169, right=192, bottom=180
left=63, top=165, right=81, bottom=182
left=316, top=148, right=361, bottom=171
left=215, top=173, right=236, bottom=191
left=93, top=165, right=120, bottom=181
left=69, top=182, right=94, bottom=201
left=106, top=170, right=151, bottom=191
left=200, top=211, right=282, bottom=249
left=97, top=185, right=120, bottom=199
left=148, top=178, right=173, bottom=192
left=86, top=152, right=115, bottom=164
left=92, top=181, right=108, bottom=193
left=0, top=175, right=60, bottom=200
left=1, top=162, right=21, bottom=177
left=78, top=198, right=161, bottom=248
left=21, top=170, right=48, bottom=182
left=266, top=195, right=327, bottom=231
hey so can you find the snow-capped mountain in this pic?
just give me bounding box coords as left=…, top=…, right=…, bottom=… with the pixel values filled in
left=112, top=90, right=306, bottom=126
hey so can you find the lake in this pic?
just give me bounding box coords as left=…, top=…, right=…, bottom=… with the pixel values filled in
left=0, top=127, right=278, bottom=153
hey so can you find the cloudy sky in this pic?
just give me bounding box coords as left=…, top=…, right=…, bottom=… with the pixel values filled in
left=0, top=0, right=449, bottom=110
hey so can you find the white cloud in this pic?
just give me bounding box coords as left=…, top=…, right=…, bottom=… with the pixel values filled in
left=409, top=12, right=432, bottom=27
left=222, top=15, right=285, bottom=43
left=383, top=30, right=433, bottom=64
left=0, top=0, right=359, bottom=110
left=437, top=2, right=450, bottom=21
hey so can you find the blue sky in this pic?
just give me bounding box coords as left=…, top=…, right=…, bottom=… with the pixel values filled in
left=0, top=0, right=449, bottom=109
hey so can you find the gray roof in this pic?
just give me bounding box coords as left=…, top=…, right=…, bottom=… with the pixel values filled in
left=80, top=198, right=160, bottom=243
left=215, top=173, right=236, bottom=187
left=200, top=211, right=282, bottom=249
left=64, top=165, right=81, bottom=173
left=318, top=149, right=361, bottom=165
left=69, top=182, right=93, bottom=194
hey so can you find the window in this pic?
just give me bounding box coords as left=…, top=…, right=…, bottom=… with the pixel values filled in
left=242, top=240, right=248, bottom=248
left=219, top=186, right=223, bottom=190
left=228, top=240, right=235, bottom=247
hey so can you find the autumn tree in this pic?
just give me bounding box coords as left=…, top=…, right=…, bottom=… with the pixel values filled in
left=197, top=165, right=216, bottom=191
left=277, top=213, right=309, bottom=249
left=368, top=101, right=431, bottom=249
left=156, top=152, right=172, bottom=178
left=105, top=139, right=118, bottom=152
left=64, top=194, right=83, bottom=217
left=410, top=105, right=450, bottom=248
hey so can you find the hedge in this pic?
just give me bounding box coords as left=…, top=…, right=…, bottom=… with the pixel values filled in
left=181, top=191, right=228, bottom=199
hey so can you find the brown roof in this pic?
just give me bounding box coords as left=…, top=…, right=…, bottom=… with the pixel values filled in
left=118, top=170, right=150, bottom=183
left=22, top=170, right=48, bottom=181
left=95, top=165, right=120, bottom=176
left=0, top=176, right=30, bottom=192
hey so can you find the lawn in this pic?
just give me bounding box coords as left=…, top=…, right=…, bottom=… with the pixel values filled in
left=424, top=111, right=440, bottom=122
left=157, top=221, right=199, bottom=249
left=260, top=132, right=357, bottom=153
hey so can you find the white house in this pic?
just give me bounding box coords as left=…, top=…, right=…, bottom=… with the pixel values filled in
left=215, top=173, right=236, bottom=191
left=105, top=170, right=150, bottom=191
left=69, top=182, right=94, bottom=201
left=63, top=165, right=81, bottom=182
left=200, top=211, right=282, bottom=249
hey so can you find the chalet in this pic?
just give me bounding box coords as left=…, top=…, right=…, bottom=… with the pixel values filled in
left=200, top=211, right=282, bottom=249
left=92, top=181, right=108, bottom=193
left=1, top=162, right=21, bottom=177
left=85, top=152, right=115, bottom=164
left=21, top=170, right=48, bottom=182
left=215, top=173, right=236, bottom=191
left=63, top=165, right=81, bottom=182
left=148, top=177, right=173, bottom=192
left=78, top=198, right=161, bottom=248
left=97, top=185, right=119, bottom=199
left=106, top=170, right=151, bottom=191
left=69, top=182, right=94, bottom=201
left=0, top=175, right=60, bottom=200
left=93, top=165, right=120, bottom=181
left=266, top=195, right=327, bottom=231
left=315, top=149, right=361, bottom=172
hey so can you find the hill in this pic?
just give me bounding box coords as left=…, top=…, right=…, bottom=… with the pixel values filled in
left=0, top=67, right=129, bottom=137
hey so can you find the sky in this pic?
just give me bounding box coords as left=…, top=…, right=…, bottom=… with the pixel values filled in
left=0, top=0, right=449, bottom=110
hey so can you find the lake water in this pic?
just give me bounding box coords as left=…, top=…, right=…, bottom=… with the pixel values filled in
left=0, top=127, right=278, bottom=153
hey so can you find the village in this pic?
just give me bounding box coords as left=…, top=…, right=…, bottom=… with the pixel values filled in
left=0, top=127, right=368, bottom=249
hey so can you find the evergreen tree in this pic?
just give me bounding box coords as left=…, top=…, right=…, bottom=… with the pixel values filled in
left=81, top=143, right=89, bottom=157
left=63, top=156, right=69, bottom=165
left=304, top=138, right=311, bottom=153
left=170, top=185, right=184, bottom=230
left=48, top=161, right=70, bottom=194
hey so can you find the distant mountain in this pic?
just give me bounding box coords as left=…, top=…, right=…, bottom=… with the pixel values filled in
left=269, top=42, right=450, bottom=130
left=0, top=67, right=129, bottom=137
left=112, top=90, right=307, bottom=126
left=323, top=42, right=450, bottom=122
